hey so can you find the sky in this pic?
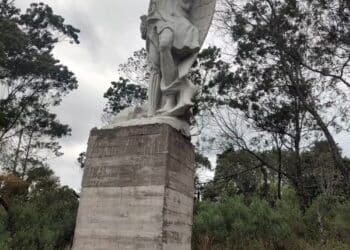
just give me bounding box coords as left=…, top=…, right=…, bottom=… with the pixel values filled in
left=14, top=0, right=350, bottom=191
left=14, top=0, right=152, bottom=190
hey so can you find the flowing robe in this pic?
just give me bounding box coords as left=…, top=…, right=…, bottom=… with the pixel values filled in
left=146, top=0, right=200, bottom=116
left=147, top=0, right=200, bottom=68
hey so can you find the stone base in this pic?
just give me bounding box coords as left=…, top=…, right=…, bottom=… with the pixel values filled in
left=103, top=102, right=191, bottom=137
left=72, top=124, right=195, bottom=250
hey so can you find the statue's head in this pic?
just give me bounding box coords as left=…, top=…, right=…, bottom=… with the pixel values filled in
left=140, top=15, right=148, bottom=40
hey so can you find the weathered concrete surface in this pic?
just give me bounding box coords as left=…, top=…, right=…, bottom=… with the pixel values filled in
left=72, top=124, right=195, bottom=250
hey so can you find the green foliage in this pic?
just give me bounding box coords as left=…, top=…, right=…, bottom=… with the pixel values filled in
left=275, top=188, right=306, bottom=238
left=194, top=193, right=350, bottom=250
left=193, top=197, right=293, bottom=249
left=77, top=151, right=86, bottom=169
left=103, top=77, right=148, bottom=116
left=213, top=0, right=350, bottom=189
left=102, top=48, right=149, bottom=120
left=203, top=149, right=264, bottom=201
left=0, top=167, right=79, bottom=250
left=334, top=202, right=350, bottom=244
left=0, top=210, right=10, bottom=250
left=8, top=187, right=78, bottom=250
left=0, top=0, right=80, bottom=175
left=304, top=195, right=350, bottom=244
left=202, top=137, right=349, bottom=211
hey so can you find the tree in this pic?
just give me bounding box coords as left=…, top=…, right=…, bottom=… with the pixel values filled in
left=185, top=0, right=350, bottom=210
left=194, top=152, right=212, bottom=200
left=103, top=77, right=148, bottom=121
left=77, top=151, right=86, bottom=169
left=0, top=0, right=80, bottom=177
left=214, top=0, right=350, bottom=191
left=0, top=167, right=79, bottom=250
left=202, top=149, right=264, bottom=201
left=102, top=48, right=149, bottom=122
left=301, top=141, right=345, bottom=198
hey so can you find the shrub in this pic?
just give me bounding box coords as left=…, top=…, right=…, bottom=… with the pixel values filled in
left=0, top=210, right=10, bottom=250
left=193, top=197, right=293, bottom=249
left=193, top=194, right=350, bottom=249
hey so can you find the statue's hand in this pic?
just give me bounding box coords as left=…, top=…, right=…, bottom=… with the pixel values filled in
left=140, top=15, right=148, bottom=40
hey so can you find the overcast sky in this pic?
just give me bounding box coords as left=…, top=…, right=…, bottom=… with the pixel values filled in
left=15, top=0, right=350, bottom=191
left=14, top=0, right=152, bottom=190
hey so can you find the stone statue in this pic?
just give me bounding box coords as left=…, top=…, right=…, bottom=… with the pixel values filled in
left=106, top=0, right=216, bottom=136
left=142, top=0, right=200, bottom=118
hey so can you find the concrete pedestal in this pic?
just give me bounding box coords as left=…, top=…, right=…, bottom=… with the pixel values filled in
left=72, top=124, right=195, bottom=250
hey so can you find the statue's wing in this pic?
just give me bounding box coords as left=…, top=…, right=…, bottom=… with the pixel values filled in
left=190, top=0, right=217, bottom=47
left=179, top=0, right=216, bottom=78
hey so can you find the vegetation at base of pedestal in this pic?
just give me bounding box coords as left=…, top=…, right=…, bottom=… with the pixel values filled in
left=0, top=1, right=80, bottom=249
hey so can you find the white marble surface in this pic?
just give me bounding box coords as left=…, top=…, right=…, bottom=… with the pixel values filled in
left=105, top=114, right=191, bottom=137
left=120, top=0, right=217, bottom=124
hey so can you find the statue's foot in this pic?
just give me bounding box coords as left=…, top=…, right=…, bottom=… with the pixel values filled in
left=156, top=104, right=174, bottom=115
left=157, top=95, right=176, bottom=114
left=162, top=102, right=193, bottom=117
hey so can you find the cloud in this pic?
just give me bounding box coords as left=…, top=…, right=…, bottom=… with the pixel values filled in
left=15, top=0, right=150, bottom=190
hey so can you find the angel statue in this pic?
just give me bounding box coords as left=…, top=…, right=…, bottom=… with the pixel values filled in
left=107, top=0, right=216, bottom=136
left=142, top=0, right=201, bottom=117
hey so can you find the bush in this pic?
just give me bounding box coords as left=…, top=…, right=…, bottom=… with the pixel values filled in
left=334, top=202, right=350, bottom=244
left=276, top=189, right=307, bottom=238
left=193, top=197, right=293, bottom=249
left=304, top=195, right=350, bottom=244
left=0, top=186, right=78, bottom=250
left=193, top=194, right=350, bottom=250
left=0, top=210, right=10, bottom=250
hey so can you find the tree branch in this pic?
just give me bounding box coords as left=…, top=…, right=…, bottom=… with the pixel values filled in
left=299, top=60, right=350, bottom=88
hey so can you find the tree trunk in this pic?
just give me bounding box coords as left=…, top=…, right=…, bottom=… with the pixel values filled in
left=277, top=146, right=282, bottom=200
left=13, top=129, right=23, bottom=175
left=22, top=130, right=34, bottom=179
left=294, top=98, right=308, bottom=211
left=306, top=106, right=350, bottom=190
left=261, top=166, right=269, bottom=199
left=291, top=65, right=350, bottom=192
